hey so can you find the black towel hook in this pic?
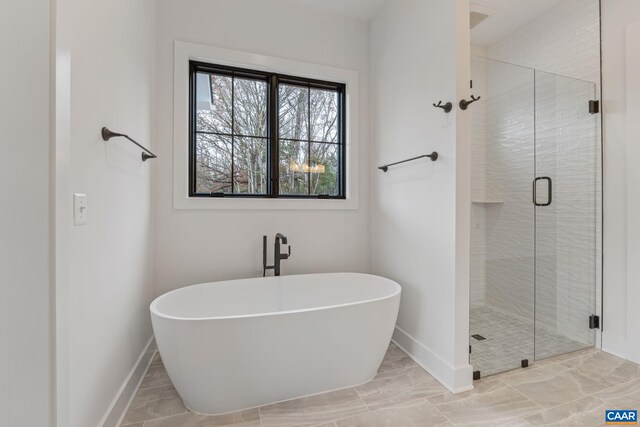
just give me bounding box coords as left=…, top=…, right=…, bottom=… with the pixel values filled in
left=459, top=95, right=481, bottom=110
left=433, top=101, right=453, bottom=113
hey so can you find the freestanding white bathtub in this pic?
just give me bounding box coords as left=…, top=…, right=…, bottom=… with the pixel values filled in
left=150, top=272, right=401, bottom=415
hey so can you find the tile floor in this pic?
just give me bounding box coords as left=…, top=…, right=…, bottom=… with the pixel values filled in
left=121, top=343, right=640, bottom=426
left=470, top=306, right=589, bottom=376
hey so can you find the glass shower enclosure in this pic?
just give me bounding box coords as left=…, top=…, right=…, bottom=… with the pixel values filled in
left=469, top=56, right=600, bottom=377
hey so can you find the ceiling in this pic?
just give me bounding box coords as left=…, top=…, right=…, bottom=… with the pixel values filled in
left=293, top=0, right=386, bottom=21
left=471, top=0, right=565, bottom=47
left=287, top=0, right=565, bottom=42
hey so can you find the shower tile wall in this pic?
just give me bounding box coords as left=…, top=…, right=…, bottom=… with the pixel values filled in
left=483, top=60, right=535, bottom=325
left=486, top=0, right=600, bottom=85
left=470, top=56, right=487, bottom=308
left=470, top=204, right=486, bottom=307
left=470, top=0, right=601, bottom=353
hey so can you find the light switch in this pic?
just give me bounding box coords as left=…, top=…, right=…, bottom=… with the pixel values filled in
left=74, top=193, right=87, bottom=226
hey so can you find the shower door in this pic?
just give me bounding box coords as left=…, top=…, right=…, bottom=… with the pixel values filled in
left=533, top=71, right=598, bottom=360
left=469, top=56, right=600, bottom=378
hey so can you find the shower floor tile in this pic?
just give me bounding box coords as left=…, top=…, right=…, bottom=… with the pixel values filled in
left=470, top=306, right=591, bottom=377
left=121, top=342, right=640, bottom=426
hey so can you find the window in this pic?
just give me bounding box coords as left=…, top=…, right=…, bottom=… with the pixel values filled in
left=190, top=61, right=346, bottom=199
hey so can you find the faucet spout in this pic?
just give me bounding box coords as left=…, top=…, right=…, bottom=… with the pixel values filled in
left=273, top=233, right=291, bottom=276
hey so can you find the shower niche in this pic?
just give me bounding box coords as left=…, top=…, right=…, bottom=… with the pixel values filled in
left=468, top=0, right=602, bottom=378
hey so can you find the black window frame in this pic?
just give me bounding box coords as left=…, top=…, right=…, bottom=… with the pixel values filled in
left=189, top=60, right=347, bottom=199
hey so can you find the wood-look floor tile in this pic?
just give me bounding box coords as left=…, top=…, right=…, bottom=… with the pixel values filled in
left=428, top=378, right=542, bottom=426
left=502, top=396, right=607, bottom=427
left=377, top=344, right=417, bottom=374
left=130, top=383, right=179, bottom=406
left=141, top=408, right=260, bottom=427
left=336, top=398, right=451, bottom=427
left=151, top=352, right=162, bottom=365
left=355, top=365, right=447, bottom=410
left=564, top=351, right=640, bottom=387
left=596, top=377, right=640, bottom=408
left=124, top=347, right=640, bottom=427
left=530, top=348, right=598, bottom=369
left=121, top=395, right=187, bottom=425
left=259, top=388, right=368, bottom=427
left=138, top=364, right=173, bottom=390
left=498, top=364, right=606, bottom=408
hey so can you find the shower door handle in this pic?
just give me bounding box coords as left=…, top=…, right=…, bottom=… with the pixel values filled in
left=533, top=177, right=552, bottom=206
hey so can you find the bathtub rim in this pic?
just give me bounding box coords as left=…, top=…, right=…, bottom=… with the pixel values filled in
left=150, top=272, right=401, bottom=322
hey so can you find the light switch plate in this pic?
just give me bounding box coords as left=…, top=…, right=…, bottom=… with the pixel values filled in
left=74, top=193, right=87, bottom=226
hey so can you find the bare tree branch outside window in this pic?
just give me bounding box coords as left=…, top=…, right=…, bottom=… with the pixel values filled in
left=191, top=63, right=344, bottom=198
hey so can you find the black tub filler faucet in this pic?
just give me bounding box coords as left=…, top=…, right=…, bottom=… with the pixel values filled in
left=263, top=233, right=291, bottom=276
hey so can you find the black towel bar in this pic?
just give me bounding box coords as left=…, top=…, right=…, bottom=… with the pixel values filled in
left=101, top=127, right=157, bottom=161
left=378, top=152, right=438, bottom=172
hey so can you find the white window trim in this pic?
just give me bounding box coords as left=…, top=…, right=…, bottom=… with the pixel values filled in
left=173, top=41, right=359, bottom=210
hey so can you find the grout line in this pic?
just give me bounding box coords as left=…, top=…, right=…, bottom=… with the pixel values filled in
left=429, top=377, right=542, bottom=426
left=564, top=362, right=640, bottom=386
left=350, top=386, right=367, bottom=407
left=127, top=384, right=179, bottom=408
left=336, top=396, right=448, bottom=426
left=431, top=402, right=456, bottom=426
left=376, top=355, right=420, bottom=376
left=502, top=382, right=546, bottom=415
left=583, top=376, right=640, bottom=405
left=372, top=362, right=418, bottom=378
left=349, top=386, right=377, bottom=420
left=121, top=409, right=188, bottom=427
left=501, top=392, right=602, bottom=426
left=361, top=389, right=447, bottom=413
left=320, top=415, right=350, bottom=427
left=495, top=371, right=624, bottom=425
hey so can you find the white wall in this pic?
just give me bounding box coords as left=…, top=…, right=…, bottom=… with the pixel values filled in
left=625, top=20, right=640, bottom=364
left=0, top=1, right=52, bottom=426
left=601, top=0, right=640, bottom=362
left=370, top=0, right=472, bottom=392
left=153, top=0, right=371, bottom=295
left=54, top=0, right=156, bottom=425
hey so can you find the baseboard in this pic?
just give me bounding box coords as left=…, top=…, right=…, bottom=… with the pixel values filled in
left=392, top=326, right=473, bottom=394
left=99, top=336, right=157, bottom=427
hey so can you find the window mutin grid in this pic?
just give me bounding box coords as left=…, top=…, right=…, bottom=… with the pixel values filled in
left=189, top=60, right=346, bottom=199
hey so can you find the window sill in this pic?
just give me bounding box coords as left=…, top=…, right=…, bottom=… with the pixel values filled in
left=173, top=195, right=358, bottom=210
